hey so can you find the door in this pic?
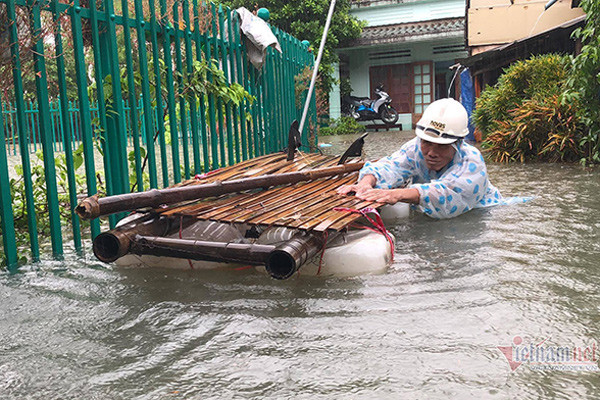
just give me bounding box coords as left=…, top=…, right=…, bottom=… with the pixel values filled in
left=369, top=64, right=412, bottom=115
left=412, top=61, right=433, bottom=125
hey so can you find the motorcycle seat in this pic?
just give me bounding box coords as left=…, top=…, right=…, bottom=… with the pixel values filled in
left=347, top=95, right=370, bottom=101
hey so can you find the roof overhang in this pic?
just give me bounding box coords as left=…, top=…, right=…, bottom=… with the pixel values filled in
left=340, top=17, right=465, bottom=49
left=460, top=15, right=585, bottom=74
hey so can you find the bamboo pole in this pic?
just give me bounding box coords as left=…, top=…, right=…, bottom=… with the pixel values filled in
left=77, top=162, right=364, bottom=220
left=129, top=235, right=276, bottom=265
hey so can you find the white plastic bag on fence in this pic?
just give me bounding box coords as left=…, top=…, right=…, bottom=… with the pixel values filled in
left=235, top=7, right=282, bottom=70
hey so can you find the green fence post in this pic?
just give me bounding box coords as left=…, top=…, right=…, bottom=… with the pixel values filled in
left=29, top=0, right=63, bottom=258
left=182, top=0, right=202, bottom=174
left=133, top=0, right=159, bottom=188
left=230, top=10, right=247, bottom=162
left=66, top=15, right=105, bottom=238
left=148, top=0, right=170, bottom=187
left=211, top=2, right=226, bottom=167
left=120, top=0, right=144, bottom=192
left=249, top=67, right=261, bottom=157
left=0, top=100, right=18, bottom=269
left=100, top=0, right=130, bottom=199
left=191, top=0, right=211, bottom=173
left=88, top=0, right=117, bottom=229
left=218, top=5, right=235, bottom=166
left=158, top=0, right=182, bottom=183
left=173, top=0, right=191, bottom=179
left=225, top=8, right=241, bottom=164
left=203, top=3, right=219, bottom=170
left=7, top=0, right=40, bottom=260
left=52, top=0, right=82, bottom=252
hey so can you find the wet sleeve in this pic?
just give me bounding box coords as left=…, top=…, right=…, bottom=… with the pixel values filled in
left=409, top=158, right=488, bottom=219
left=358, top=144, right=417, bottom=189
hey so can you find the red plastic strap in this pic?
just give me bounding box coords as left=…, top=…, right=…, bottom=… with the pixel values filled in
left=334, top=207, right=395, bottom=262
left=179, top=216, right=194, bottom=270
left=195, top=168, right=221, bottom=180
left=317, top=231, right=329, bottom=275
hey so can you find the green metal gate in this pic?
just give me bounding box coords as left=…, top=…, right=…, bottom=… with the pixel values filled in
left=0, top=0, right=317, bottom=269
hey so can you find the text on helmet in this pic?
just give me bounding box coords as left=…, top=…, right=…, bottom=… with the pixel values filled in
left=430, top=120, right=446, bottom=130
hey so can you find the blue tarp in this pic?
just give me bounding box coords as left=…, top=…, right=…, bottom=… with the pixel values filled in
left=460, top=68, right=476, bottom=142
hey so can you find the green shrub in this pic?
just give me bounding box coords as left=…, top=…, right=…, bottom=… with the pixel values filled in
left=320, top=116, right=365, bottom=136
left=564, top=0, right=600, bottom=165
left=482, top=95, right=585, bottom=163
left=473, top=54, right=570, bottom=137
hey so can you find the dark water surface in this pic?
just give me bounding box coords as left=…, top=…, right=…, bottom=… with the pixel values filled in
left=2, top=131, right=600, bottom=399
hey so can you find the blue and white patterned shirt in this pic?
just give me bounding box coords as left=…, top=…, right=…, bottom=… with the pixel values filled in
left=359, top=137, right=506, bottom=219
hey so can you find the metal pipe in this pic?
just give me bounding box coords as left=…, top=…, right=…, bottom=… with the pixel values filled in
left=95, top=225, right=334, bottom=280
left=298, top=0, right=337, bottom=135
left=129, top=235, right=276, bottom=265
left=77, top=162, right=363, bottom=220
left=545, top=0, right=560, bottom=10
left=266, top=232, right=329, bottom=279
left=92, top=214, right=174, bottom=263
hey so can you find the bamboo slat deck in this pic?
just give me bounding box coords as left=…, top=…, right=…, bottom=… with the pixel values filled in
left=156, top=152, right=382, bottom=232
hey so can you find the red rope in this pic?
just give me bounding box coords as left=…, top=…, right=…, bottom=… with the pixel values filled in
left=333, top=207, right=395, bottom=262
left=234, top=265, right=254, bottom=271
left=179, top=216, right=194, bottom=270
left=317, top=231, right=329, bottom=275
left=194, top=168, right=221, bottom=180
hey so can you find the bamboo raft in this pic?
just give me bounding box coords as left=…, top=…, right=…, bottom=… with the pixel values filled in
left=153, top=152, right=379, bottom=232
left=81, top=134, right=399, bottom=279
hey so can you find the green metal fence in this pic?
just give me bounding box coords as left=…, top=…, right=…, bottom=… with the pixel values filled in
left=0, top=0, right=317, bottom=269
left=1, top=99, right=164, bottom=155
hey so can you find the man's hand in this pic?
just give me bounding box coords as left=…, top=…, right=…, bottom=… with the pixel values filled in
left=336, top=174, right=377, bottom=196
left=356, top=188, right=420, bottom=205
left=337, top=183, right=371, bottom=196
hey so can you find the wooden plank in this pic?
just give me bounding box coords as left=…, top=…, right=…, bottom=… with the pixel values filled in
left=289, top=197, right=364, bottom=229
left=249, top=177, right=354, bottom=226
left=205, top=176, right=336, bottom=221
left=311, top=199, right=381, bottom=232
left=152, top=153, right=374, bottom=232
left=222, top=175, right=357, bottom=223
left=271, top=195, right=352, bottom=228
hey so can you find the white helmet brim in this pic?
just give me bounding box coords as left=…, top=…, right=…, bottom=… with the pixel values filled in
left=415, top=126, right=458, bottom=145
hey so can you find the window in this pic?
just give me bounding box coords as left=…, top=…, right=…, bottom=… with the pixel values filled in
left=413, top=61, right=433, bottom=116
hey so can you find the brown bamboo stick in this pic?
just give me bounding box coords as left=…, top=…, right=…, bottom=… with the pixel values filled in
left=76, top=162, right=365, bottom=220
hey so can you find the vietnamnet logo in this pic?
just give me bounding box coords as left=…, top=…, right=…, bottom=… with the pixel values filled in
left=497, top=336, right=599, bottom=372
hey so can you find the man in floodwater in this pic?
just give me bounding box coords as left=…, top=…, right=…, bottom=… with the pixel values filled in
left=337, top=98, right=504, bottom=219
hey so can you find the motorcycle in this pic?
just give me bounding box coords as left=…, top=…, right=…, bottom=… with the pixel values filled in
left=342, top=85, right=399, bottom=126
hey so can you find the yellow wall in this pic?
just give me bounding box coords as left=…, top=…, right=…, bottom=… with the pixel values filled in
left=468, top=0, right=585, bottom=47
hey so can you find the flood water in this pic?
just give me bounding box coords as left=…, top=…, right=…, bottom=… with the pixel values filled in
left=2, top=131, right=600, bottom=399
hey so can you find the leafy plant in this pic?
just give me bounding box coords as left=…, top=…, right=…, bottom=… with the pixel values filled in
left=339, top=77, right=353, bottom=98
left=3, top=146, right=107, bottom=262
left=563, top=0, right=600, bottom=165
left=482, top=95, right=585, bottom=163
left=319, top=116, right=365, bottom=136
left=294, top=66, right=328, bottom=119
left=219, top=0, right=365, bottom=94
left=473, top=54, right=570, bottom=137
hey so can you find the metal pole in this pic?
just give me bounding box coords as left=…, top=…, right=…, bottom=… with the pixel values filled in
left=298, top=0, right=337, bottom=135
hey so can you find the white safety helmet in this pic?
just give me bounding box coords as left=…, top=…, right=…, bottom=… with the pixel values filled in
left=415, top=98, right=469, bottom=144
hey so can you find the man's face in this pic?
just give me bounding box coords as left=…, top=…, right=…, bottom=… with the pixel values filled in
left=420, top=140, right=456, bottom=171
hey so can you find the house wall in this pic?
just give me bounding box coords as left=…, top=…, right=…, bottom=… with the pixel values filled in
left=337, top=38, right=466, bottom=128
left=330, top=0, right=468, bottom=127
left=468, top=0, right=585, bottom=47
left=352, top=0, right=466, bottom=26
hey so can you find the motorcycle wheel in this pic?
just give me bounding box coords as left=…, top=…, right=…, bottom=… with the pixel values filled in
left=380, top=105, right=399, bottom=125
